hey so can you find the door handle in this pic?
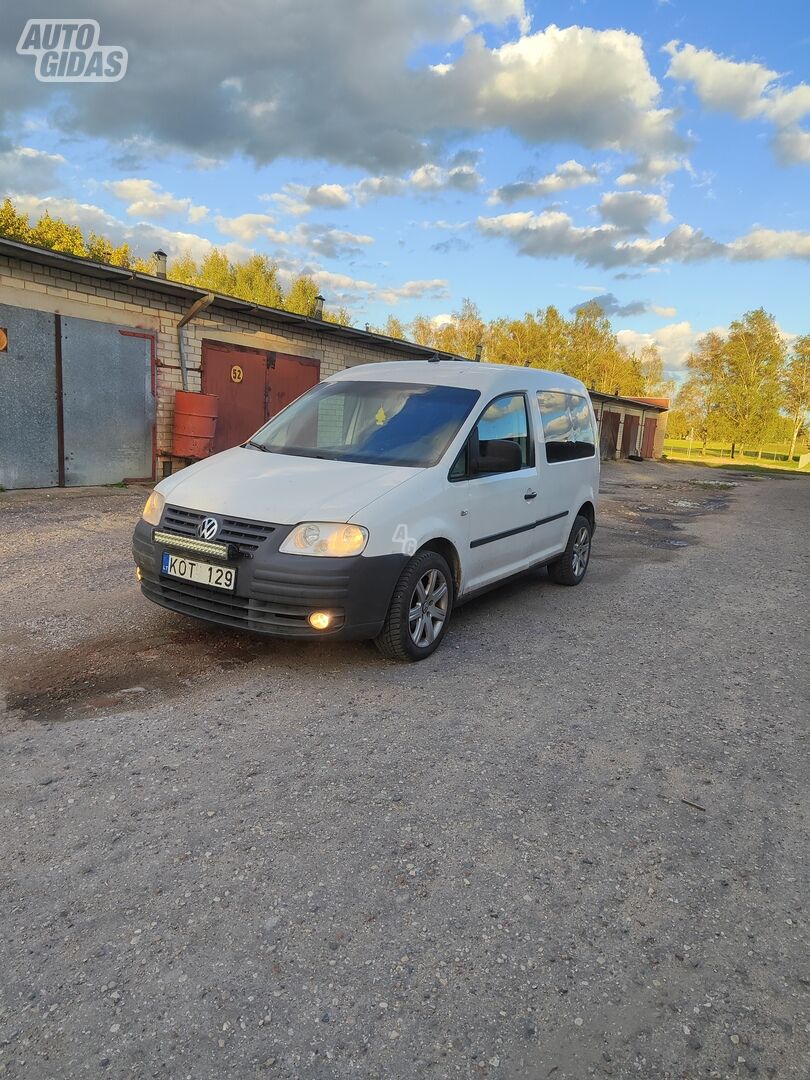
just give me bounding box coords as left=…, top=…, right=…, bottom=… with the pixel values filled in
left=524, top=489, right=538, bottom=500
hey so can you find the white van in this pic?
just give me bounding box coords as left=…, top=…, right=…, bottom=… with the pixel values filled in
left=134, top=360, right=599, bottom=661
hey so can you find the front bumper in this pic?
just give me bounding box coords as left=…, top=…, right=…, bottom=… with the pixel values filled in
left=132, top=516, right=407, bottom=640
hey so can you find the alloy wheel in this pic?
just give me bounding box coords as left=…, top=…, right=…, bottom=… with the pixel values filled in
left=572, top=526, right=591, bottom=578
left=408, top=568, right=449, bottom=647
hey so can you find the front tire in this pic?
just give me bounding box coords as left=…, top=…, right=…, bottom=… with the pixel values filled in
left=547, top=514, right=592, bottom=586
left=375, top=550, right=453, bottom=662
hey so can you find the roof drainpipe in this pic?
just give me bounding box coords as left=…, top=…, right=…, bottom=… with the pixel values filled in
left=177, top=293, right=215, bottom=391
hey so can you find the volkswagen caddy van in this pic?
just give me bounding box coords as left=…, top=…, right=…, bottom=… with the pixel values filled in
left=133, top=360, right=599, bottom=661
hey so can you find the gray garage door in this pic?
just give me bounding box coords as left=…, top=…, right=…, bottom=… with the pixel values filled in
left=61, top=318, right=155, bottom=486
left=0, top=303, right=59, bottom=489
left=0, top=305, right=155, bottom=489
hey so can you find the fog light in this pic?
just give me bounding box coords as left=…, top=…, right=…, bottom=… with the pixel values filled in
left=308, top=611, right=331, bottom=630
left=136, top=566, right=143, bottom=582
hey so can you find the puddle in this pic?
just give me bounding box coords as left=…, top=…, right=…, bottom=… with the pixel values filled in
left=1, top=623, right=270, bottom=724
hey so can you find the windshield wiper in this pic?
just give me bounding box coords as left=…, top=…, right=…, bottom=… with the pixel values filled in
left=243, top=440, right=270, bottom=452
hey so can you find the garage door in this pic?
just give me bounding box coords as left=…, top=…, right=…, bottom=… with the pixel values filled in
left=0, top=305, right=155, bottom=489
left=620, top=414, right=639, bottom=458
left=61, top=318, right=155, bottom=485
left=640, top=417, right=657, bottom=459
left=0, top=303, right=59, bottom=489
left=202, top=341, right=320, bottom=454
left=599, top=410, right=620, bottom=460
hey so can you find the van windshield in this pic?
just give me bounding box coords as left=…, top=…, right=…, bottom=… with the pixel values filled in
left=249, top=380, right=480, bottom=467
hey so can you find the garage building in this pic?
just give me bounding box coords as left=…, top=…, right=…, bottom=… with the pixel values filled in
left=591, top=390, right=669, bottom=461
left=0, top=237, right=668, bottom=490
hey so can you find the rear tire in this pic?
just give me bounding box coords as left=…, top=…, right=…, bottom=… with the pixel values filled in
left=374, top=550, right=453, bottom=662
left=547, top=514, right=592, bottom=586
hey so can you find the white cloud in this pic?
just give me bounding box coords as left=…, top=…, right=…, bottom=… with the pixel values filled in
left=310, top=270, right=449, bottom=307
left=214, top=212, right=285, bottom=242
left=597, top=190, right=671, bottom=232
left=267, top=182, right=353, bottom=215
left=477, top=207, right=810, bottom=268
left=214, top=215, right=373, bottom=258
left=727, top=228, right=810, bottom=261
left=376, top=279, right=450, bottom=304
left=104, top=178, right=209, bottom=223
left=665, top=41, right=810, bottom=165
left=488, top=159, right=602, bottom=204
left=616, top=155, right=686, bottom=186
left=408, top=163, right=482, bottom=192
left=0, top=145, right=66, bottom=195
left=617, top=321, right=714, bottom=375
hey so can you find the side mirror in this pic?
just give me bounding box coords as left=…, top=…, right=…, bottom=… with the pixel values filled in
left=471, top=438, right=522, bottom=476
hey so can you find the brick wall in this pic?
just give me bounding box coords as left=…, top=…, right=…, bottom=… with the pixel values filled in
left=0, top=253, right=431, bottom=473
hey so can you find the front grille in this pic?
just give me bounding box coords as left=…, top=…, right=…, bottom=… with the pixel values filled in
left=141, top=575, right=343, bottom=636
left=162, top=505, right=275, bottom=552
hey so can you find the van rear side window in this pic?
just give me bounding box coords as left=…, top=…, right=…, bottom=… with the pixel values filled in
left=537, top=391, right=596, bottom=462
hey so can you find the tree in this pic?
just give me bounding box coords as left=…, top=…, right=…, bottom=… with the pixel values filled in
left=284, top=274, right=320, bottom=316
left=232, top=254, right=284, bottom=308
left=29, top=211, right=87, bottom=256
left=86, top=232, right=133, bottom=267
left=667, top=379, right=712, bottom=445
left=432, top=298, right=486, bottom=359
left=784, top=335, right=810, bottom=461
left=0, top=197, right=32, bottom=242
left=687, top=309, right=785, bottom=453
left=382, top=314, right=407, bottom=340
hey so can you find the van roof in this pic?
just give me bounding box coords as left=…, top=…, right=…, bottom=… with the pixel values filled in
left=329, top=359, right=589, bottom=395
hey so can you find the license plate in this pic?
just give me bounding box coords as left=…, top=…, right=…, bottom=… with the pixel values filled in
left=161, top=551, right=236, bottom=592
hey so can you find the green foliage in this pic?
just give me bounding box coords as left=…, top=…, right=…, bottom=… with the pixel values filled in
left=683, top=308, right=785, bottom=450
left=284, top=275, right=320, bottom=316
left=0, top=197, right=33, bottom=242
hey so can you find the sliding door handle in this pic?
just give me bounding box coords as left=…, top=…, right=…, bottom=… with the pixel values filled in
left=524, top=489, right=538, bottom=501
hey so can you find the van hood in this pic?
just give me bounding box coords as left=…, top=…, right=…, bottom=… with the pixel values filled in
left=156, top=446, right=419, bottom=525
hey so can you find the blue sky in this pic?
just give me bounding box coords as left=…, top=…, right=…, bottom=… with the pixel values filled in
left=0, top=0, right=808, bottom=377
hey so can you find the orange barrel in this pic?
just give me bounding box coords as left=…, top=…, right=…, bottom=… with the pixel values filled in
left=172, top=390, right=219, bottom=459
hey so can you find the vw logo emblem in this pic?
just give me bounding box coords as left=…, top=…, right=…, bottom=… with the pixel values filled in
left=197, top=516, right=219, bottom=540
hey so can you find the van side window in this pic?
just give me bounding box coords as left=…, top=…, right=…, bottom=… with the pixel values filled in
left=537, top=391, right=596, bottom=462
left=476, top=394, right=532, bottom=467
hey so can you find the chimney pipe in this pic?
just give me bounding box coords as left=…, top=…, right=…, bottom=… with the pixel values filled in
left=474, top=342, right=483, bottom=362
left=153, top=249, right=167, bottom=278
left=313, top=294, right=325, bottom=320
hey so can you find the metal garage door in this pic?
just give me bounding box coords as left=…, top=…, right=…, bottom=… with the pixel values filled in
left=640, top=417, right=657, bottom=459
left=202, top=340, right=320, bottom=454
left=599, top=410, right=620, bottom=460
left=620, top=414, right=639, bottom=458
left=61, top=318, right=155, bottom=485
left=0, top=305, right=155, bottom=489
left=0, top=303, right=59, bottom=489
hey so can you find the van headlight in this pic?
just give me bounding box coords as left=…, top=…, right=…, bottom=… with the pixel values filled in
left=280, top=522, right=368, bottom=557
left=141, top=490, right=166, bottom=525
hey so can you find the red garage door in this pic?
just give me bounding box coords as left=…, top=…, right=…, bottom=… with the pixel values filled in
left=640, top=417, right=657, bottom=459
left=621, top=414, right=639, bottom=458
left=202, top=341, right=320, bottom=454
left=599, top=410, right=620, bottom=460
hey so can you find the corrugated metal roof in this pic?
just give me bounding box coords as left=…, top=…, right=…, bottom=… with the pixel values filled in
left=590, top=389, right=669, bottom=412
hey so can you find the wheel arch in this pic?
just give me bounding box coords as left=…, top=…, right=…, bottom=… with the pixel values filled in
left=577, top=500, right=596, bottom=531
left=417, top=537, right=462, bottom=596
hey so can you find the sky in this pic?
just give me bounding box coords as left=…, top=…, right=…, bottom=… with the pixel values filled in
left=0, top=0, right=808, bottom=379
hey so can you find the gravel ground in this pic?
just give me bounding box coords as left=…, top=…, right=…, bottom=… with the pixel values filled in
left=1, top=461, right=808, bottom=1079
